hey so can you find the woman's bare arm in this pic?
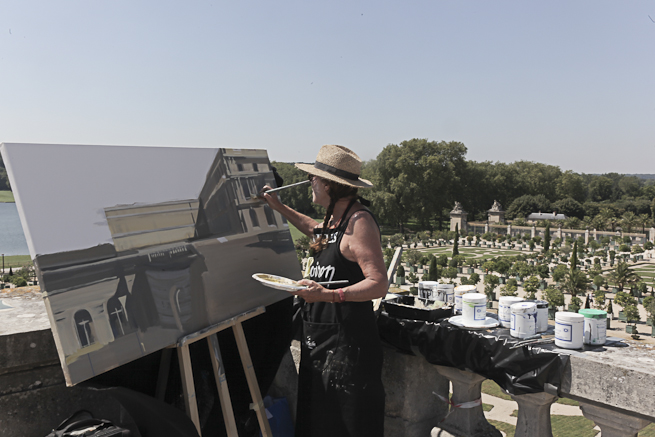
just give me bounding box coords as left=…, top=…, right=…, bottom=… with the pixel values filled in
left=259, top=184, right=318, bottom=237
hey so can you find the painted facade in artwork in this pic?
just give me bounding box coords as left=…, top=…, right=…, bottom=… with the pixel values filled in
left=1, top=144, right=300, bottom=386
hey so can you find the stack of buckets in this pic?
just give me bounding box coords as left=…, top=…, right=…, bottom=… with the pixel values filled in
left=555, top=309, right=607, bottom=348
left=499, top=296, right=607, bottom=348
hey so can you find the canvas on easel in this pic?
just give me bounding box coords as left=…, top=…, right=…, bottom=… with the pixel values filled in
left=0, top=143, right=301, bottom=386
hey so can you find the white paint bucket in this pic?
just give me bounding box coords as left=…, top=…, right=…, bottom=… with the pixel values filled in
left=454, top=285, right=477, bottom=314
left=579, top=309, right=607, bottom=346
left=419, top=281, right=438, bottom=300
left=510, top=302, right=537, bottom=338
left=555, top=312, right=584, bottom=349
left=498, top=296, right=524, bottom=328
left=535, top=300, right=549, bottom=333
left=462, top=293, right=487, bottom=326
left=436, top=284, right=454, bottom=305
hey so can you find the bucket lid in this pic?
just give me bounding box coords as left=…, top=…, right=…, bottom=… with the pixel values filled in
left=555, top=311, right=584, bottom=322
left=535, top=300, right=548, bottom=309
left=499, top=296, right=524, bottom=304
left=511, top=302, right=536, bottom=313
left=578, top=309, right=607, bottom=319
left=437, top=283, right=454, bottom=290
left=454, top=285, right=476, bottom=294
left=419, top=281, right=439, bottom=287
left=462, top=293, right=486, bottom=303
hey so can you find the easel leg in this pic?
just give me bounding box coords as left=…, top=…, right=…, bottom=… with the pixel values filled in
left=233, top=321, right=273, bottom=437
left=207, top=333, right=239, bottom=437
left=178, top=343, right=202, bottom=436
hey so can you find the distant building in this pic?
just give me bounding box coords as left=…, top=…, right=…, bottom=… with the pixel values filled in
left=526, top=212, right=567, bottom=222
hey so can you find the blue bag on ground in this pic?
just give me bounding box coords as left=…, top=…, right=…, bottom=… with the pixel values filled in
left=259, top=396, right=294, bottom=437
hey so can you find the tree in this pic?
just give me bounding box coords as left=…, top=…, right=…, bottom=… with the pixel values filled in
left=373, top=139, right=468, bottom=231
left=562, top=268, right=590, bottom=297
left=396, top=265, right=406, bottom=283
left=569, top=295, right=582, bottom=312
left=535, top=264, right=550, bottom=280
left=543, top=222, right=551, bottom=253
left=452, top=223, right=459, bottom=256
left=624, top=304, right=640, bottom=325
left=593, top=288, right=606, bottom=310
left=552, top=197, right=584, bottom=219
left=524, top=276, right=540, bottom=300
left=271, top=161, right=316, bottom=216
left=608, top=262, right=641, bottom=291
left=495, top=258, right=511, bottom=277
left=404, top=249, right=422, bottom=266
left=406, top=272, right=419, bottom=287
left=556, top=170, right=586, bottom=203
left=500, top=278, right=518, bottom=297
left=570, top=241, right=578, bottom=272
left=443, top=267, right=459, bottom=283
left=506, top=194, right=552, bottom=220
left=484, top=274, right=500, bottom=301
left=428, top=257, right=441, bottom=281
left=614, top=291, right=636, bottom=309
left=544, top=287, right=565, bottom=309
left=588, top=176, right=614, bottom=202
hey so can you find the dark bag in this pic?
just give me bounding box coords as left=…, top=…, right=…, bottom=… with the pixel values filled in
left=45, top=410, right=131, bottom=437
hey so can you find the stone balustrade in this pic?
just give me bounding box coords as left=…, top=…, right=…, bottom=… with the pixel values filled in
left=381, top=339, right=655, bottom=437
left=3, top=315, right=655, bottom=437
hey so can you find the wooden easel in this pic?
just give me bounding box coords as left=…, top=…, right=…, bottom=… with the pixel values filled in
left=156, top=306, right=273, bottom=437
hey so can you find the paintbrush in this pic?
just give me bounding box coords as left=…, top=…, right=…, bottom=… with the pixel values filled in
left=260, top=180, right=310, bottom=195
left=316, top=280, right=349, bottom=286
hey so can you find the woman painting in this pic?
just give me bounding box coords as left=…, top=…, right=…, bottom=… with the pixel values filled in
left=261, top=144, right=387, bottom=437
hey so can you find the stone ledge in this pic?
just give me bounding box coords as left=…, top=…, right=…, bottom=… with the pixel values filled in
left=0, top=329, right=59, bottom=374
left=561, top=343, right=655, bottom=421
left=0, top=364, right=65, bottom=397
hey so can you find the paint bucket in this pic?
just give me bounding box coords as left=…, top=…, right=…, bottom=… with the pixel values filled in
left=498, top=296, right=524, bottom=328
left=462, top=293, right=487, bottom=326
left=579, top=309, right=607, bottom=346
left=454, top=285, right=477, bottom=314
left=419, top=281, right=438, bottom=300
left=535, top=300, right=549, bottom=333
left=436, top=284, right=454, bottom=305
left=510, top=302, right=537, bottom=338
left=555, top=312, right=584, bottom=349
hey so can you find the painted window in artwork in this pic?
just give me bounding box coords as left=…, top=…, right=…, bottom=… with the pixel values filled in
left=249, top=208, right=260, bottom=228
left=237, top=163, right=244, bottom=171
left=264, top=205, right=276, bottom=227
left=241, top=179, right=251, bottom=200
left=107, top=296, right=129, bottom=338
left=252, top=162, right=258, bottom=172
left=74, top=310, right=95, bottom=348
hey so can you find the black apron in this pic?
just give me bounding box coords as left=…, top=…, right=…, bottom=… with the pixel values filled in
left=295, top=200, right=385, bottom=437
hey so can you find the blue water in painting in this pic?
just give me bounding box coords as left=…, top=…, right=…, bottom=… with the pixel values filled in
left=0, top=203, right=30, bottom=256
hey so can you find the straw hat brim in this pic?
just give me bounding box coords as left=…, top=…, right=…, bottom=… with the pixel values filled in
left=295, top=163, right=373, bottom=188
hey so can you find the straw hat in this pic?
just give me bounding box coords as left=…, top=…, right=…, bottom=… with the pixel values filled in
left=295, top=145, right=373, bottom=188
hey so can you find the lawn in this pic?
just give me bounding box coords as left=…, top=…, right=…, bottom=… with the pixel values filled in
left=481, top=380, right=655, bottom=436
left=2, top=255, right=32, bottom=269
left=288, top=223, right=304, bottom=245
left=0, top=190, right=14, bottom=202
left=482, top=380, right=579, bottom=406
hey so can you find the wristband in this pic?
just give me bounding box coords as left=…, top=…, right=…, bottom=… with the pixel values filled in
left=337, top=288, right=346, bottom=303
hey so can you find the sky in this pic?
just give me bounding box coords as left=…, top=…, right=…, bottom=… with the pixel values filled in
left=1, top=1, right=654, bottom=174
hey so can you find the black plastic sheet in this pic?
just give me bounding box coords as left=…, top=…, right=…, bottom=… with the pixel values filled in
left=377, top=312, right=569, bottom=396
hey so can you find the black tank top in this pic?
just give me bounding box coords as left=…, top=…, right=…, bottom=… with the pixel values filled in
left=305, top=199, right=378, bottom=323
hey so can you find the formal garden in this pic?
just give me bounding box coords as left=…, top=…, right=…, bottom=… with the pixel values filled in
left=292, top=221, right=655, bottom=339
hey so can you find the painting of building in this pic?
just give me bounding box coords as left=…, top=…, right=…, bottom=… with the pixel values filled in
left=0, top=143, right=300, bottom=386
